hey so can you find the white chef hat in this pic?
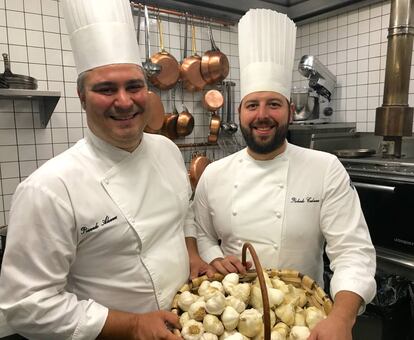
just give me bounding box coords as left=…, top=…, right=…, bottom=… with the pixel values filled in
left=62, top=0, right=142, bottom=75
left=238, top=8, right=297, bottom=101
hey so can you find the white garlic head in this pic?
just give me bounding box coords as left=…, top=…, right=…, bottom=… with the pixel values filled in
left=179, top=291, right=198, bottom=312
left=222, top=273, right=240, bottom=294
left=182, top=319, right=205, bottom=340
left=225, top=296, right=246, bottom=314
left=202, top=333, right=219, bottom=340
left=238, top=308, right=263, bottom=338
left=305, top=306, right=326, bottom=330
left=288, top=325, right=311, bottom=340
left=205, top=292, right=226, bottom=315
left=228, top=283, right=251, bottom=304
left=188, top=300, right=207, bottom=321
left=203, top=314, right=225, bottom=336
left=221, top=306, right=240, bottom=331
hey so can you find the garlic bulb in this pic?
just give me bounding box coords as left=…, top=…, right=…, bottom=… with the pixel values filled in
left=205, top=292, right=226, bottom=315
left=202, top=333, right=219, bottom=340
left=225, top=296, right=246, bottom=314
left=238, top=308, right=263, bottom=338
left=228, top=283, right=251, bottom=304
left=305, top=306, right=326, bottom=330
left=252, top=271, right=272, bottom=288
left=288, top=325, right=310, bottom=340
left=182, top=319, right=205, bottom=340
left=257, top=308, right=276, bottom=328
left=270, top=278, right=289, bottom=294
left=199, top=281, right=222, bottom=300
left=275, top=301, right=296, bottom=326
left=293, top=307, right=306, bottom=327
left=203, top=314, right=225, bottom=336
left=180, top=311, right=191, bottom=328
left=284, top=285, right=307, bottom=308
left=188, top=300, right=207, bottom=321
left=250, top=286, right=284, bottom=309
left=225, top=332, right=247, bottom=340
left=219, top=330, right=237, bottom=340
left=270, top=330, right=286, bottom=340
left=272, top=322, right=290, bottom=338
left=179, top=291, right=198, bottom=312
left=222, top=273, right=240, bottom=294
left=210, top=281, right=225, bottom=295
left=221, top=306, right=240, bottom=331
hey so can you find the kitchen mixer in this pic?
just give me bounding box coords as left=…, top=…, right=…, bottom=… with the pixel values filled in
left=292, top=55, right=337, bottom=123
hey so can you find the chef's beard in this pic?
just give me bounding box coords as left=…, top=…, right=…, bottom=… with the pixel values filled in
left=240, top=118, right=289, bottom=154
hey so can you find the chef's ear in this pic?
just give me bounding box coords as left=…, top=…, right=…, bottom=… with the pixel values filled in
left=289, top=100, right=295, bottom=123
left=77, top=90, right=86, bottom=110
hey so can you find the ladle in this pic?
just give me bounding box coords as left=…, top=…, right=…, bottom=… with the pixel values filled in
left=142, top=6, right=161, bottom=77
left=227, top=81, right=238, bottom=133
left=220, top=82, right=232, bottom=133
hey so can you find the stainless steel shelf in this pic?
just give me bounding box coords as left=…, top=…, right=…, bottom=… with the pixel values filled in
left=0, top=88, right=61, bottom=128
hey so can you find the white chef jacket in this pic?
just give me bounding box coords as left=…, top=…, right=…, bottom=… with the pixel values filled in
left=0, top=131, right=191, bottom=340
left=192, top=143, right=377, bottom=307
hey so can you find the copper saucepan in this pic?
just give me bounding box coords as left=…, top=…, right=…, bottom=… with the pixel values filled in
left=189, top=152, right=211, bottom=191
left=144, top=90, right=165, bottom=133
left=202, top=88, right=224, bottom=112
left=176, top=85, right=194, bottom=137
left=201, top=25, right=229, bottom=84
left=149, top=15, right=180, bottom=90
left=161, top=87, right=179, bottom=139
left=180, top=18, right=207, bottom=92
left=207, top=113, right=221, bottom=144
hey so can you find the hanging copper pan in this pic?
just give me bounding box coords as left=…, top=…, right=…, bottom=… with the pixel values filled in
left=144, top=90, right=165, bottom=133
left=207, top=113, right=221, bottom=144
left=161, top=87, right=179, bottom=139
left=202, top=88, right=224, bottom=112
left=189, top=152, right=211, bottom=191
left=201, top=25, right=229, bottom=84
left=180, top=18, right=207, bottom=92
left=176, top=104, right=194, bottom=137
left=149, top=15, right=180, bottom=90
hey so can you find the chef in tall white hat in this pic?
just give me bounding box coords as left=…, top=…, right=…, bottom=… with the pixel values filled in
left=0, top=0, right=197, bottom=339
left=191, top=8, right=377, bottom=340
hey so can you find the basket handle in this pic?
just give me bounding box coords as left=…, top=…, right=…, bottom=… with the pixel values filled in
left=242, top=242, right=271, bottom=340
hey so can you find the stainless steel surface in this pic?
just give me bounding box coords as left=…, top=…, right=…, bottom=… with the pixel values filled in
left=298, top=55, right=336, bottom=100
left=376, top=246, right=414, bottom=281
left=333, top=148, right=376, bottom=158
left=375, top=0, right=414, bottom=157
left=142, top=5, right=161, bottom=77
left=291, top=87, right=316, bottom=121
left=0, top=88, right=60, bottom=128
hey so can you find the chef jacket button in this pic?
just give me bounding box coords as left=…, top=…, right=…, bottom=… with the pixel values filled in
left=239, top=159, right=243, bottom=163
left=278, top=184, right=284, bottom=189
left=234, top=184, right=238, bottom=188
left=237, top=240, right=242, bottom=245
left=104, top=179, right=109, bottom=184
left=276, top=212, right=282, bottom=218
left=232, top=211, right=237, bottom=216
left=273, top=243, right=279, bottom=250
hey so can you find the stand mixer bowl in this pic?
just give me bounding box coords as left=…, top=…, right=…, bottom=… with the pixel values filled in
left=291, top=87, right=316, bottom=121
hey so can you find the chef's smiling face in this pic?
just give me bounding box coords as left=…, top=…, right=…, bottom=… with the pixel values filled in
left=78, top=63, right=149, bottom=152
left=239, top=91, right=293, bottom=160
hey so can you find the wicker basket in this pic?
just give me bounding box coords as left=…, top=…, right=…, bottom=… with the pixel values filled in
left=172, top=243, right=333, bottom=339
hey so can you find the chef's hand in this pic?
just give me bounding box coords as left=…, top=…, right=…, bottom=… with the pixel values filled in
left=189, top=254, right=216, bottom=279
left=210, top=255, right=252, bottom=275
left=307, top=290, right=360, bottom=340
left=307, top=313, right=353, bottom=340
left=132, top=310, right=182, bottom=340
left=98, top=310, right=182, bottom=340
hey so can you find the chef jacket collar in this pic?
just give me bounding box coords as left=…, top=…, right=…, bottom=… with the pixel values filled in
left=85, top=129, right=146, bottom=163
left=242, top=144, right=290, bottom=164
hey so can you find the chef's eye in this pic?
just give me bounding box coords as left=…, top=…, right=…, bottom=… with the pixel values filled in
left=126, top=80, right=146, bottom=93
left=269, top=101, right=281, bottom=108
left=246, top=103, right=258, bottom=110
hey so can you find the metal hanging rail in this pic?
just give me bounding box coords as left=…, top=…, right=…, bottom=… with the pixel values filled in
left=130, top=2, right=235, bottom=27
left=176, top=142, right=218, bottom=149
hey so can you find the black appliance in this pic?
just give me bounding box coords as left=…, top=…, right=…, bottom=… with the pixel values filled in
left=339, top=156, right=414, bottom=340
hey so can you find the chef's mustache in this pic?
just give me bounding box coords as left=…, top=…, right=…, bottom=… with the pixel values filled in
left=250, top=117, right=278, bottom=128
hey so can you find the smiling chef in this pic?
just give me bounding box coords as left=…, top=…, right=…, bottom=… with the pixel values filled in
left=190, top=8, right=377, bottom=340
left=0, top=0, right=195, bottom=339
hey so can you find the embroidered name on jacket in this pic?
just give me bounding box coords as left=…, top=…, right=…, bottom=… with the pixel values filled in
left=290, top=197, right=320, bottom=203
left=80, top=215, right=118, bottom=234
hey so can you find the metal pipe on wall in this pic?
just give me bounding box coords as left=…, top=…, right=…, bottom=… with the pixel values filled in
left=375, top=0, right=414, bottom=158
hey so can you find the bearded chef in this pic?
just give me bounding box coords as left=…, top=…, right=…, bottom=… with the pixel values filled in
left=0, top=0, right=210, bottom=339
left=189, top=8, right=377, bottom=340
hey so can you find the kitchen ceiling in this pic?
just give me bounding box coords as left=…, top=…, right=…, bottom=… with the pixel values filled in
left=134, top=0, right=383, bottom=24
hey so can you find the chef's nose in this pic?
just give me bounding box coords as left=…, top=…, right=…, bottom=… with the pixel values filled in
left=114, top=88, right=134, bottom=109
left=257, top=102, right=268, bottom=118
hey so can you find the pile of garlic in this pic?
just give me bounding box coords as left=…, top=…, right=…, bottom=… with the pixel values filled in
left=177, top=271, right=327, bottom=340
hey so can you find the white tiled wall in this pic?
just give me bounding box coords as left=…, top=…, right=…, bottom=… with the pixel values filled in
left=0, top=0, right=413, bottom=228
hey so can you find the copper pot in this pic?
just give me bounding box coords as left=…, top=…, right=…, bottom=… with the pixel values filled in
left=201, top=26, right=229, bottom=84
left=144, top=90, right=165, bottom=133
left=180, top=20, right=206, bottom=92
left=161, top=88, right=179, bottom=139
left=189, top=152, right=211, bottom=191
left=149, top=16, right=180, bottom=90
left=202, top=88, right=224, bottom=112
left=176, top=104, right=194, bottom=137
left=207, top=113, right=221, bottom=144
